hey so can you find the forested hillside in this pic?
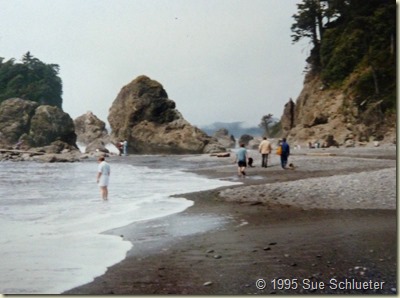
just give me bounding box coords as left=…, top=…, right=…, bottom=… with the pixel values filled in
left=283, top=0, right=396, bottom=145
left=292, top=0, right=396, bottom=113
left=0, top=52, right=63, bottom=108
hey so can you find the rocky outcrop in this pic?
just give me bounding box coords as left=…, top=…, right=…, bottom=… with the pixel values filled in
left=108, top=75, right=225, bottom=154
left=213, top=128, right=236, bottom=148
left=238, top=134, right=254, bottom=146
left=29, top=105, right=77, bottom=147
left=0, top=98, right=77, bottom=149
left=74, top=111, right=109, bottom=144
left=0, top=147, right=83, bottom=162
left=0, top=98, right=39, bottom=145
left=74, top=111, right=110, bottom=153
left=280, top=98, right=295, bottom=133
left=280, top=75, right=396, bottom=147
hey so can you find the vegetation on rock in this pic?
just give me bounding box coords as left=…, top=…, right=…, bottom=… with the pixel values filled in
left=0, top=52, right=63, bottom=108
left=292, top=0, right=395, bottom=112
left=288, top=0, right=396, bottom=143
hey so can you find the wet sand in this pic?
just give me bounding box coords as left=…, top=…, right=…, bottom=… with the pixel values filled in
left=64, top=147, right=397, bottom=294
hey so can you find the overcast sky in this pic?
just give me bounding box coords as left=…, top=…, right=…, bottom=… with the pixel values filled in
left=0, top=0, right=309, bottom=127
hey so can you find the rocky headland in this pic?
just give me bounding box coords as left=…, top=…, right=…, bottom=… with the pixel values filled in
left=279, top=63, right=396, bottom=148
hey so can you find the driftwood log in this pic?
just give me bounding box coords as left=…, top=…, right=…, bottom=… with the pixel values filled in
left=0, top=149, right=45, bottom=155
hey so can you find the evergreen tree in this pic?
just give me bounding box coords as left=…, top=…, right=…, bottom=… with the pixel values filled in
left=0, top=52, right=63, bottom=108
left=291, top=0, right=396, bottom=120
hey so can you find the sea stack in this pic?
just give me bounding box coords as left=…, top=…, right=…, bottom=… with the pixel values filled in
left=107, top=75, right=225, bottom=154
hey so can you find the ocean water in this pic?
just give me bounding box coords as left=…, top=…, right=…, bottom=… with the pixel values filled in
left=0, top=158, right=238, bottom=294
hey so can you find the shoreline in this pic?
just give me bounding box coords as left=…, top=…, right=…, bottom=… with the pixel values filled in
left=63, top=147, right=397, bottom=294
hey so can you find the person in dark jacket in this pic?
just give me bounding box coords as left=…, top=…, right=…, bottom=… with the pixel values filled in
left=280, top=138, right=290, bottom=169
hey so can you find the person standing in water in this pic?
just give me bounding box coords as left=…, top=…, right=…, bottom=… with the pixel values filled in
left=96, top=156, right=111, bottom=200
left=123, top=140, right=128, bottom=156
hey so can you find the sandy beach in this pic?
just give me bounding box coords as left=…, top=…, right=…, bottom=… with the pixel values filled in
left=64, top=146, right=397, bottom=294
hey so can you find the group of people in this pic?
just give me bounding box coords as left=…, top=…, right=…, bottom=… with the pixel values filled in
left=116, top=140, right=128, bottom=156
left=235, top=137, right=290, bottom=177
left=96, top=137, right=290, bottom=201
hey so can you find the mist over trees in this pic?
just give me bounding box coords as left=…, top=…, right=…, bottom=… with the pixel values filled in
left=200, top=122, right=263, bottom=138
left=0, top=52, right=63, bottom=108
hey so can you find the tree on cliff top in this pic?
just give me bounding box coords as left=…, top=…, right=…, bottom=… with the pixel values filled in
left=0, top=52, right=63, bottom=108
left=259, top=114, right=281, bottom=138
left=291, top=0, right=396, bottom=112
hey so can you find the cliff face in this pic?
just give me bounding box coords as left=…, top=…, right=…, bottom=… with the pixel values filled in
left=108, top=75, right=225, bottom=154
left=283, top=1, right=396, bottom=147
left=281, top=73, right=396, bottom=147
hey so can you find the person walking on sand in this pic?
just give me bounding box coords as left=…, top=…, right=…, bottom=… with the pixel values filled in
left=235, top=143, right=248, bottom=177
left=96, top=156, right=111, bottom=200
left=259, top=137, right=272, bottom=168
left=280, top=138, right=290, bottom=169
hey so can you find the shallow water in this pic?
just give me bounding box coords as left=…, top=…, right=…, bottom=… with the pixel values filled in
left=0, top=158, right=238, bottom=294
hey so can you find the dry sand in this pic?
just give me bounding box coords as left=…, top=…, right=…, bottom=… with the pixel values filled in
left=64, top=146, right=397, bottom=294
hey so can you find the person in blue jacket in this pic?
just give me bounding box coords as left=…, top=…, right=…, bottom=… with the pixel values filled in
left=280, top=138, right=290, bottom=169
left=235, top=143, right=248, bottom=177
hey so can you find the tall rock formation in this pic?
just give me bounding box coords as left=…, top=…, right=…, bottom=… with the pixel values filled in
left=0, top=98, right=77, bottom=149
left=280, top=98, right=295, bottom=133
left=108, top=75, right=225, bottom=154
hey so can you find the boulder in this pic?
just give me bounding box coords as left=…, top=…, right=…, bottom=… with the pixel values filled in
left=213, top=128, right=236, bottom=148
left=85, top=139, right=110, bottom=154
left=108, top=75, right=225, bottom=154
left=74, top=111, right=109, bottom=145
left=0, top=98, right=77, bottom=149
left=32, top=152, right=81, bottom=163
left=323, top=134, right=339, bottom=148
left=42, top=140, right=79, bottom=154
left=28, top=105, right=77, bottom=147
left=0, top=98, right=39, bottom=144
left=238, top=134, right=254, bottom=146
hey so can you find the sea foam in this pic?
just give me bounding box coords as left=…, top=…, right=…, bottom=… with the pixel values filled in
left=0, top=159, right=238, bottom=294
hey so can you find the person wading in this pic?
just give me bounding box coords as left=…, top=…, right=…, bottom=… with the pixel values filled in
left=96, top=156, right=111, bottom=200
